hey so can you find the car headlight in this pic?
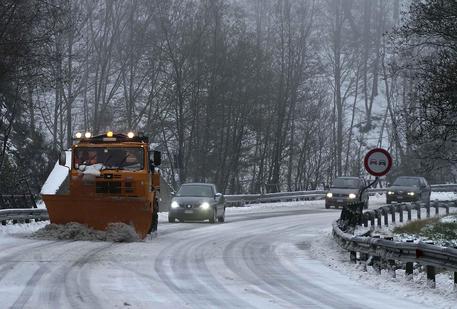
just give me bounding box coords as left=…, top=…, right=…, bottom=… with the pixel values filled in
left=201, top=202, right=210, bottom=210
left=171, top=201, right=179, bottom=209
left=326, top=192, right=333, bottom=198
left=348, top=193, right=356, bottom=199
left=387, top=191, right=394, bottom=195
left=407, top=192, right=415, bottom=196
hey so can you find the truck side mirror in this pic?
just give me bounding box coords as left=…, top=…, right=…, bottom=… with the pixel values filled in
left=59, top=150, right=66, bottom=166
left=153, top=150, right=161, bottom=166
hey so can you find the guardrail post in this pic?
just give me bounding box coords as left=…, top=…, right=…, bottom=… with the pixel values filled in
left=363, top=214, right=369, bottom=227
left=426, top=265, right=436, bottom=288
left=360, top=253, right=368, bottom=272
left=376, top=211, right=382, bottom=227
left=388, top=260, right=396, bottom=278
left=370, top=213, right=375, bottom=227
left=383, top=209, right=388, bottom=226
left=426, top=204, right=430, bottom=218
left=390, top=207, right=395, bottom=224
left=405, top=262, right=413, bottom=280
left=407, top=206, right=412, bottom=221
left=416, top=204, right=421, bottom=220
left=454, top=272, right=457, bottom=291
left=444, top=202, right=450, bottom=215
left=398, top=205, right=403, bottom=222
left=373, top=257, right=382, bottom=274
left=350, top=251, right=357, bottom=264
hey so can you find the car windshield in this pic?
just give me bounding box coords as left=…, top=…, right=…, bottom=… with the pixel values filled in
left=393, top=178, right=420, bottom=187
left=177, top=185, right=213, bottom=197
left=74, top=147, right=144, bottom=170
left=331, top=178, right=360, bottom=189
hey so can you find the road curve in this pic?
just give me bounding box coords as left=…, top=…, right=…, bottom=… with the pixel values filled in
left=0, top=207, right=430, bottom=308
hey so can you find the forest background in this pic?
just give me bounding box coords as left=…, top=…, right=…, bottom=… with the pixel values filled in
left=1, top=0, right=455, bottom=194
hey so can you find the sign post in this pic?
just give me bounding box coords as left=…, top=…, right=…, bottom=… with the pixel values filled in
left=361, top=148, right=393, bottom=201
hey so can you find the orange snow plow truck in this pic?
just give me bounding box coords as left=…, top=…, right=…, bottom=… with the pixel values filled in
left=42, top=132, right=161, bottom=239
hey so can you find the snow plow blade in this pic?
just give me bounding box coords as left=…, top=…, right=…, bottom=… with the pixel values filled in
left=42, top=194, right=152, bottom=239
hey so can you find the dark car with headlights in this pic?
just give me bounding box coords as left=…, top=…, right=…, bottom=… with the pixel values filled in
left=325, top=177, right=369, bottom=209
left=168, top=183, right=225, bottom=223
left=386, top=176, right=431, bottom=205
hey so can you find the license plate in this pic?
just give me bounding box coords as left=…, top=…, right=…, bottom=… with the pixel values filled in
left=397, top=196, right=403, bottom=199
left=337, top=199, right=343, bottom=203
left=184, top=210, right=193, bottom=214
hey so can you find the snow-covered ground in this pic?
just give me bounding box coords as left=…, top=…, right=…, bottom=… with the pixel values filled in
left=1, top=191, right=457, bottom=308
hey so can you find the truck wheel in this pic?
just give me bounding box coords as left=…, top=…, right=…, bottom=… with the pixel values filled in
left=209, top=208, right=217, bottom=224
left=218, top=208, right=225, bottom=223
left=148, top=200, right=159, bottom=233
left=168, top=216, right=175, bottom=223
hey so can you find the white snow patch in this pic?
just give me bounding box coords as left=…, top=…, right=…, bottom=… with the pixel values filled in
left=40, top=150, right=71, bottom=195
left=31, top=222, right=140, bottom=242
left=440, top=215, right=457, bottom=223
left=310, top=230, right=457, bottom=309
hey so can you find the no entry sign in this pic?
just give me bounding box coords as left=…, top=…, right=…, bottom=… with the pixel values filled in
left=364, top=148, right=392, bottom=177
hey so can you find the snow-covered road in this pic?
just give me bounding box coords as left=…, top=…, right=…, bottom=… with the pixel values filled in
left=0, top=195, right=455, bottom=308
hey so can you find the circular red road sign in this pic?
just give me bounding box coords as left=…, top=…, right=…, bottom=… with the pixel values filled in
left=364, top=148, right=392, bottom=177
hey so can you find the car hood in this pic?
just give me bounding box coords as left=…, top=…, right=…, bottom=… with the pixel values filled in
left=387, top=185, right=419, bottom=192
left=328, top=188, right=360, bottom=194
left=172, top=196, right=215, bottom=204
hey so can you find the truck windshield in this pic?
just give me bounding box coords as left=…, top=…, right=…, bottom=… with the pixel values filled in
left=177, top=185, right=214, bottom=197
left=74, top=147, right=144, bottom=170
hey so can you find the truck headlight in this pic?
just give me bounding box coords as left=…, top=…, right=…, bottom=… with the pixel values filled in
left=348, top=193, right=357, bottom=199
left=388, top=191, right=395, bottom=195
left=171, top=201, right=179, bottom=209
left=201, top=202, right=210, bottom=210
left=407, top=192, right=415, bottom=196
left=326, top=192, right=333, bottom=198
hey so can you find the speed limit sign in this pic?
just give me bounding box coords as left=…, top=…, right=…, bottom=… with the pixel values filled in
left=364, top=148, right=392, bottom=177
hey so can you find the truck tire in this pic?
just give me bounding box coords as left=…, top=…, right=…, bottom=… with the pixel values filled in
left=148, top=200, right=159, bottom=233
left=168, top=216, right=175, bottom=223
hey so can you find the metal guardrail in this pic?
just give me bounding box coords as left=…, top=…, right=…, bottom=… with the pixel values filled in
left=0, top=208, right=48, bottom=225
left=225, top=183, right=457, bottom=206
left=332, top=200, right=457, bottom=289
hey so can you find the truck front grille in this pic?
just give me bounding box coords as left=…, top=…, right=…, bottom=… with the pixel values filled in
left=96, top=181, right=122, bottom=194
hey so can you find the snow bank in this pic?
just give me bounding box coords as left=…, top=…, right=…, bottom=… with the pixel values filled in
left=40, top=150, right=72, bottom=195
left=31, top=222, right=140, bottom=242
left=310, top=230, right=457, bottom=308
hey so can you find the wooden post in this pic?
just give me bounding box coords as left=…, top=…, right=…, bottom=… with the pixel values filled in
left=350, top=251, right=357, bottom=264
left=383, top=209, right=389, bottom=226
left=407, top=208, right=412, bottom=221
left=399, top=207, right=403, bottom=222
left=377, top=211, right=382, bottom=227
left=454, top=272, right=457, bottom=291
left=388, top=260, right=396, bottom=278
left=426, top=265, right=436, bottom=288
left=426, top=205, right=430, bottom=218
left=405, top=262, right=413, bottom=280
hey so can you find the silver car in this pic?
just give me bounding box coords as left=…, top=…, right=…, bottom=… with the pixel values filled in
left=168, top=183, right=226, bottom=223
